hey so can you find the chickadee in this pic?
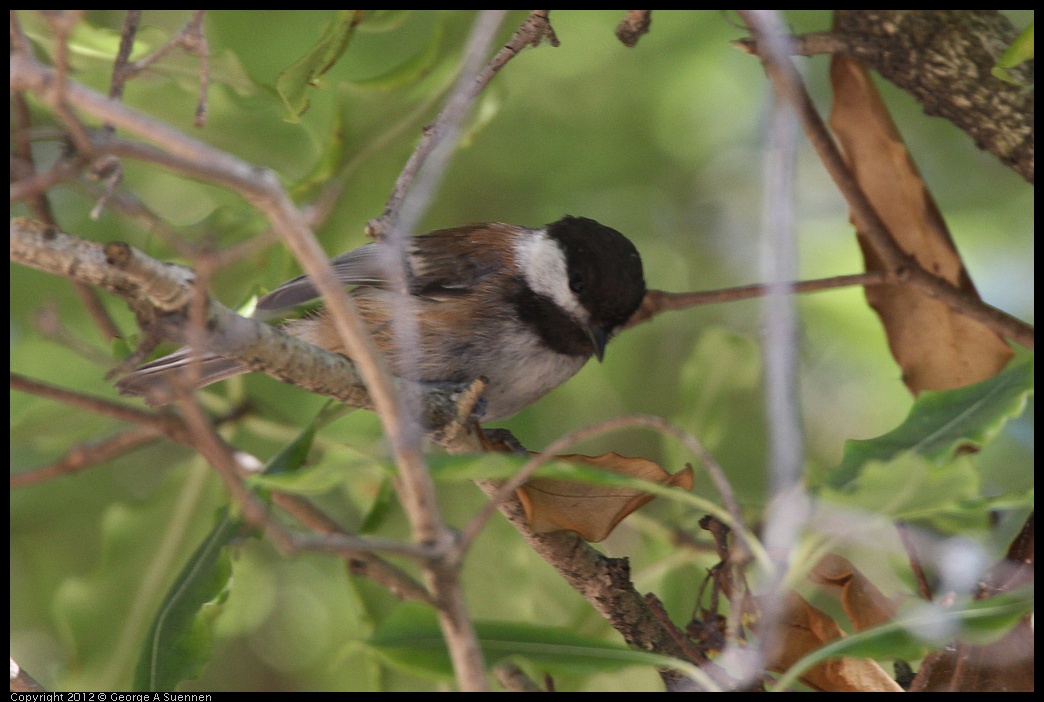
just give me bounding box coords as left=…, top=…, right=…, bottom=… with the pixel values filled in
left=116, top=215, right=646, bottom=421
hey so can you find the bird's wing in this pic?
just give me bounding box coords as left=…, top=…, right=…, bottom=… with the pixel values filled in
left=256, top=224, right=516, bottom=311
left=255, top=243, right=386, bottom=312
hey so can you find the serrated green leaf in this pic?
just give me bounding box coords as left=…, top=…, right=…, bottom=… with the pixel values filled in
left=771, top=585, right=1034, bottom=691
left=367, top=602, right=716, bottom=687
left=820, top=453, right=991, bottom=532
left=832, top=361, right=1032, bottom=487
left=133, top=508, right=243, bottom=691
left=277, top=10, right=364, bottom=121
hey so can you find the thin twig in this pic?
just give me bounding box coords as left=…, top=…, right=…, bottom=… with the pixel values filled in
left=369, top=10, right=559, bottom=237
left=10, top=425, right=162, bottom=489
left=733, top=31, right=849, bottom=58
left=627, top=271, right=885, bottom=328
left=37, top=11, right=94, bottom=156
left=116, top=10, right=210, bottom=126
left=10, top=312, right=436, bottom=614
left=472, top=478, right=697, bottom=668
left=372, top=13, right=518, bottom=690
left=896, top=521, right=934, bottom=601
left=12, top=13, right=124, bottom=343
left=493, top=663, right=545, bottom=692
left=270, top=492, right=434, bottom=605
left=615, top=10, right=652, bottom=47
left=10, top=372, right=188, bottom=437
left=107, top=11, right=142, bottom=111
left=31, top=301, right=113, bottom=365
left=10, top=92, right=57, bottom=223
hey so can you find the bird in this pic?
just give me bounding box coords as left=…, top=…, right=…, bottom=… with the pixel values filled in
left=116, top=215, right=647, bottom=421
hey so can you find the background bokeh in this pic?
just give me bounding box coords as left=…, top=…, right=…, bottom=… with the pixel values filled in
left=11, top=10, right=1033, bottom=691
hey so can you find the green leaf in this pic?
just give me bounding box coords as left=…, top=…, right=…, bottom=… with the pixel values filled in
left=356, top=10, right=413, bottom=34
left=22, top=20, right=255, bottom=97
left=22, top=19, right=154, bottom=70
left=426, top=452, right=520, bottom=481
left=277, top=10, right=364, bottom=121
left=258, top=401, right=349, bottom=477
left=832, top=361, right=1033, bottom=487
left=250, top=443, right=378, bottom=496
left=287, top=111, right=347, bottom=201
left=348, top=17, right=444, bottom=91
left=458, top=85, right=504, bottom=149
left=663, top=328, right=767, bottom=501
left=260, top=416, right=318, bottom=476
left=133, top=508, right=242, bottom=691
left=134, top=403, right=352, bottom=691
left=111, top=335, right=134, bottom=363
left=367, top=602, right=715, bottom=687
left=245, top=403, right=363, bottom=494
left=992, top=22, right=1034, bottom=84
left=819, top=453, right=991, bottom=532
left=771, top=585, right=1035, bottom=691
left=358, top=475, right=396, bottom=534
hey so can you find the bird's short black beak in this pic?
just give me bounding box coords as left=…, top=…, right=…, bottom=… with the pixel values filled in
left=587, top=326, right=608, bottom=362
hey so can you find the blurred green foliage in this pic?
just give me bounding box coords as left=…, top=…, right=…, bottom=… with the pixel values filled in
left=11, top=10, right=1032, bottom=692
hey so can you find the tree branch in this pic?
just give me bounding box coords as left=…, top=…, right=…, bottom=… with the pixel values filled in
left=834, top=10, right=1033, bottom=184
left=9, top=218, right=480, bottom=428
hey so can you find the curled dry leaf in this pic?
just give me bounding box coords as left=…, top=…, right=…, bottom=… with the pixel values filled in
left=516, top=452, right=694, bottom=542
left=809, top=553, right=899, bottom=632
left=828, top=54, right=1014, bottom=395
left=766, top=590, right=903, bottom=692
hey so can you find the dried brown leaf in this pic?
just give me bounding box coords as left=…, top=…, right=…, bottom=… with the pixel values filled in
left=829, top=54, right=1013, bottom=395
left=766, top=590, right=903, bottom=692
left=516, top=452, right=694, bottom=542
left=809, top=553, right=899, bottom=632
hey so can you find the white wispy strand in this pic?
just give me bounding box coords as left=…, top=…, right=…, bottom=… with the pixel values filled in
left=377, top=10, right=509, bottom=439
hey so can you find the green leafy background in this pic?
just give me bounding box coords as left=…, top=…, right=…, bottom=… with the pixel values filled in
left=10, top=10, right=1033, bottom=692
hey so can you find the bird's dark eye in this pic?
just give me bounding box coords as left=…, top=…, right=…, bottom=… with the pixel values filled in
left=569, top=272, right=585, bottom=294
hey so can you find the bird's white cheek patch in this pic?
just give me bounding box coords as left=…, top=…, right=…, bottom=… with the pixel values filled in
left=514, top=229, right=586, bottom=320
